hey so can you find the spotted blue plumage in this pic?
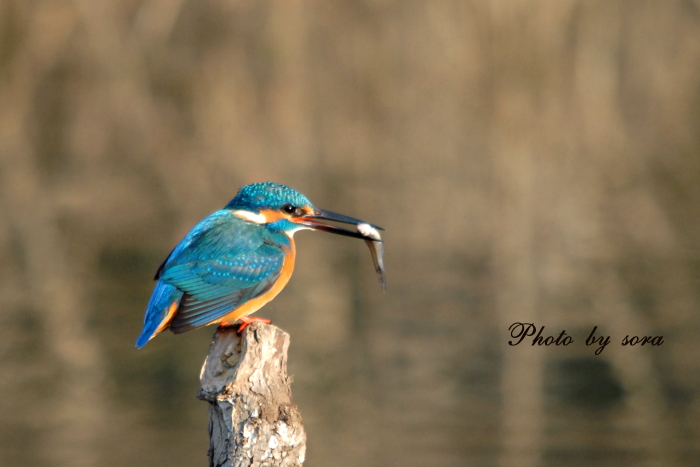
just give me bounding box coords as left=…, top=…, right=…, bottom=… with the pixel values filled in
left=226, top=181, right=312, bottom=211
left=135, top=190, right=297, bottom=348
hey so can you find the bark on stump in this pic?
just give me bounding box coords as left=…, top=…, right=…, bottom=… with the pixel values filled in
left=198, top=323, right=306, bottom=467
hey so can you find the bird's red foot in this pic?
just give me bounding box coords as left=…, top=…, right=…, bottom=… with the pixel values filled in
left=236, top=316, right=272, bottom=334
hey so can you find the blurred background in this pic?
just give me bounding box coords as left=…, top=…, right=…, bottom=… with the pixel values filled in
left=1, top=1, right=699, bottom=466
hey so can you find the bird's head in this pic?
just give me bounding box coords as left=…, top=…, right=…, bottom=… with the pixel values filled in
left=226, top=182, right=383, bottom=239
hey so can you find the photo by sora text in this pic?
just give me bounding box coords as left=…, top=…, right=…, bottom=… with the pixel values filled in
left=508, top=322, right=664, bottom=355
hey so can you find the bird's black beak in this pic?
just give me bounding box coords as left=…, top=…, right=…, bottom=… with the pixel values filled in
left=298, top=208, right=384, bottom=240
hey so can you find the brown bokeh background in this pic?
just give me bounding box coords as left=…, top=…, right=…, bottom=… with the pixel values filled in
left=2, top=1, right=700, bottom=466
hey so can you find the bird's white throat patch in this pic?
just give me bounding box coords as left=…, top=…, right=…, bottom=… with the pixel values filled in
left=232, top=210, right=267, bottom=224
left=285, top=225, right=312, bottom=238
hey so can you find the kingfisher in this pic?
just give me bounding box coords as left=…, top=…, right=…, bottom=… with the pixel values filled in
left=136, top=182, right=383, bottom=348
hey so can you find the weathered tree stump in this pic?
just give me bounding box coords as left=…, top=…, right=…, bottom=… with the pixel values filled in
left=198, top=323, right=306, bottom=467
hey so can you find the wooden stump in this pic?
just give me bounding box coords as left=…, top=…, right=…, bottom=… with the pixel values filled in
left=199, top=323, right=306, bottom=467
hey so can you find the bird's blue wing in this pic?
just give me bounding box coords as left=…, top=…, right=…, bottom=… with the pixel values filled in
left=136, top=210, right=277, bottom=347
left=161, top=210, right=265, bottom=267
left=161, top=245, right=283, bottom=301
left=163, top=244, right=286, bottom=333
left=145, top=210, right=288, bottom=334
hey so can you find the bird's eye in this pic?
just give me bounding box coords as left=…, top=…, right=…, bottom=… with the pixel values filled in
left=282, top=204, right=295, bottom=214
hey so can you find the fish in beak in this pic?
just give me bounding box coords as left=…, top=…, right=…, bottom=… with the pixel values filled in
left=357, top=223, right=386, bottom=291
left=295, top=209, right=386, bottom=290
left=297, top=208, right=384, bottom=241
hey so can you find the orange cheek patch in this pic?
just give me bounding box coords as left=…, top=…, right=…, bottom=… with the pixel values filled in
left=259, top=209, right=287, bottom=223
left=259, top=206, right=315, bottom=224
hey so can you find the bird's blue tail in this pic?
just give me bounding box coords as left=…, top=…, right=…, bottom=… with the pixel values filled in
left=135, top=281, right=183, bottom=348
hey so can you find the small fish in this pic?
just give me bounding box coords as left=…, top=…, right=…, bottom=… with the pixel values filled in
left=357, top=223, right=385, bottom=291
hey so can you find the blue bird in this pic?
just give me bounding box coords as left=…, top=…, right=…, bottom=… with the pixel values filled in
left=136, top=182, right=383, bottom=348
